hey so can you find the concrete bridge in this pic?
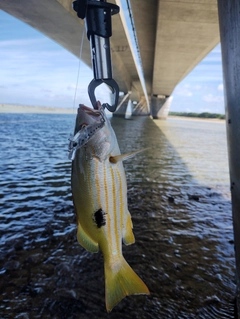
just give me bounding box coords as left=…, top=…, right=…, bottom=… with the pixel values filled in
left=1, top=0, right=240, bottom=315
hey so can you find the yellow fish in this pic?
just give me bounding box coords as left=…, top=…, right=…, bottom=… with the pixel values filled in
left=70, top=102, right=149, bottom=312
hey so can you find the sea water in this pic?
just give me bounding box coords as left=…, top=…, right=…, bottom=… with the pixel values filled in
left=0, top=113, right=236, bottom=318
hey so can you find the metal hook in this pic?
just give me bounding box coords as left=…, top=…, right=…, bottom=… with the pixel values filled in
left=88, top=78, right=119, bottom=112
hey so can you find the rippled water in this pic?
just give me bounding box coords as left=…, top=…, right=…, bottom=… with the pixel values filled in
left=0, top=113, right=236, bottom=318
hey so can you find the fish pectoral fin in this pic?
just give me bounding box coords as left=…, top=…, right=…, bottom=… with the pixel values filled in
left=77, top=223, right=99, bottom=253
left=123, top=212, right=135, bottom=246
left=109, top=148, right=149, bottom=163
left=104, top=256, right=150, bottom=312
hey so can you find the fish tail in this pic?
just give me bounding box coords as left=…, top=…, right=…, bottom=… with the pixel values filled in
left=104, top=256, right=149, bottom=312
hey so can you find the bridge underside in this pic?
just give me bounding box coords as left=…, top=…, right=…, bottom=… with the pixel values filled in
left=129, top=0, right=219, bottom=118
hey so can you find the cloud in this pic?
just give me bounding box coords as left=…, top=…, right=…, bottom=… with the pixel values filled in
left=193, top=84, right=202, bottom=90
left=41, top=89, right=53, bottom=93
left=173, top=85, right=193, bottom=97
left=182, top=44, right=223, bottom=84
left=67, top=84, right=77, bottom=91
left=171, top=44, right=225, bottom=114
left=180, top=89, right=192, bottom=97
left=0, top=38, right=45, bottom=48
left=202, top=94, right=224, bottom=103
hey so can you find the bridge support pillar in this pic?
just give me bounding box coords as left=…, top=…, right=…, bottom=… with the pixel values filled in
left=151, top=95, right=173, bottom=119
left=132, top=96, right=150, bottom=116
left=113, top=93, right=130, bottom=118
left=218, top=0, right=240, bottom=315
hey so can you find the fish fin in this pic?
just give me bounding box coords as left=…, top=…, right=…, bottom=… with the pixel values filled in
left=123, top=212, right=135, bottom=245
left=104, top=256, right=149, bottom=312
left=109, top=148, right=149, bottom=164
left=77, top=223, right=99, bottom=253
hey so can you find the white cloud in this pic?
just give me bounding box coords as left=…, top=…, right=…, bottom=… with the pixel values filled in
left=174, top=85, right=193, bottom=97
left=202, top=94, right=224, bottom=103
left=218, top=83, right=224, bottom=91
left=40, top=89, right=53, bottom=93
left=0, top=38, right=43, bottom=48
left=193, top=84, right=202, bottom=90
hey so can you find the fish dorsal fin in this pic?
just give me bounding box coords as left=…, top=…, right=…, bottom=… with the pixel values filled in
left=109, top=148, right=149, bottom=164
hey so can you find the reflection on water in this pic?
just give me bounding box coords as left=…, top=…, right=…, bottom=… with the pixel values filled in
left=156, top=118, right=229, bottom=190
left=0, top=113, right=236, bottom=318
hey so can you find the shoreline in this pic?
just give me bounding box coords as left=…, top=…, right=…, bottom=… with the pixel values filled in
left=168, top=115, right=225, bottom=123
left=0, top=104, right=225, bottom=123
left=0, top=104, right=76, bottom=114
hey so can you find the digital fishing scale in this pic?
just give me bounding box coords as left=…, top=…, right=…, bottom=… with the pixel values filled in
left=72, top=0, right=120, bottom=112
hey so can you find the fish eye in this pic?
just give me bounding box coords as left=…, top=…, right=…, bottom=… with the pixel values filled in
left=109, top=156, right=117, bottom=164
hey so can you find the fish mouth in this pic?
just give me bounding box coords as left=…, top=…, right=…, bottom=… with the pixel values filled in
left=78, top=102, right=101, bottom=117
left=75, top=102, right=105, bottom=132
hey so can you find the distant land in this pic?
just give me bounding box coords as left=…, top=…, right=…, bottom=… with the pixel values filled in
left=0, top=104, right=226, bottom=120
left=169, top=111, right=225, bottom=120
left=0, top=104, right=75, bottom=114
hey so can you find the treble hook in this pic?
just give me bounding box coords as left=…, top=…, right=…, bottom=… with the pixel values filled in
left=73, top=0, right=120, bottom=112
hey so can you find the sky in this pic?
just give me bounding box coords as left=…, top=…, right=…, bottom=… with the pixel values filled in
left=0, top=9, right=225, bottom=114
left=171, top=44, right=224, bottom=114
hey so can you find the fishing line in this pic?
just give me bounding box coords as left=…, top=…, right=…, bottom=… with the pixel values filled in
left=68, top=25, right=86, bottom=153
left=72, top=25, right=86, bottom=112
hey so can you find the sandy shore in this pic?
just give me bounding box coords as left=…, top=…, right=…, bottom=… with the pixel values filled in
left=0, top=104, right=76, bottom=114
left=168, top=115, right=225, bottom=123
left=0, top=105, right=225, bottom=123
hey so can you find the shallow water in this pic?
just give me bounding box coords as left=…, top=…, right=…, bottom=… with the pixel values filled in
left=0, top=113, right=236, bottom=318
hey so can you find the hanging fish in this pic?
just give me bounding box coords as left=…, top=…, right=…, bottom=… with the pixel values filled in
left=70, top=102, right=149, bottom=312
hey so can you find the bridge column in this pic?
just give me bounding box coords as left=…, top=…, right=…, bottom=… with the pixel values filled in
left=113, top=93, right=130, bottom=118
left=132, top=96, right=150, bottom=116
left=151, top=95, right=173, bottom=120
left=218, top=0, right=240, bottom=315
